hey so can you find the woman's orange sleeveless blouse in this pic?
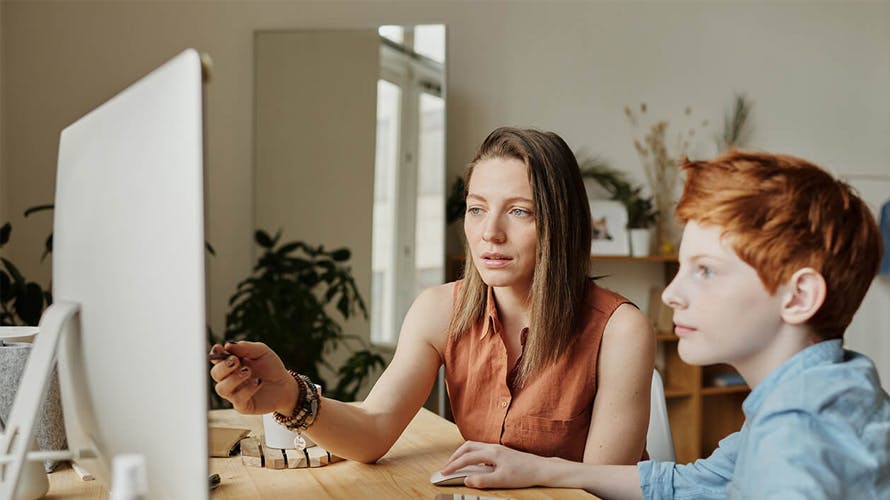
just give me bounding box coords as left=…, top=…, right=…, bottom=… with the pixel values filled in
left=444, top=280, right=631, bottom=462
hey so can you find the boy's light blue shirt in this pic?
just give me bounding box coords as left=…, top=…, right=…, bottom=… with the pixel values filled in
left=638, top=340, right=890, bottom=499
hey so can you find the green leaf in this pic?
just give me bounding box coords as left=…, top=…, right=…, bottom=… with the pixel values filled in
left=1, top=258, right=25, bottom=285
left=331, top=248, right=351, bottom=262
left=41, top=234, right=53, bottom=261
left=336, top=295, right=349, bottom=318
left=23, top=204, right=54, bottom=217
left=255, top=230, right=275, bottom=248
left=14, top=282, right=45, bottom=326
left=0, top=223, right=10, bottom=246
left=0, top=272, right=11, bottom=302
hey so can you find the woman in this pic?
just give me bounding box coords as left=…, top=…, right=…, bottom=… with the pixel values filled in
left=210, top=127, right=654, bottom=465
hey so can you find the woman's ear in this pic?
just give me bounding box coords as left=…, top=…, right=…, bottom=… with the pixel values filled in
left=780, top=268, right=827, bottom=325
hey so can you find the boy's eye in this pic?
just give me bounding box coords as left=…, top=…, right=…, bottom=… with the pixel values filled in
left=695, top=265, right=713, bottom=278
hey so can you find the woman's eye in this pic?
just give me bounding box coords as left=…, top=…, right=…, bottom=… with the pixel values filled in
left=510, top=208, right=531, bottom=217
left=467, top=207, right=483, bottom=216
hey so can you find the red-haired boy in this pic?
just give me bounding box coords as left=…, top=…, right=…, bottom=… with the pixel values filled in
left=440, top=150, right=890, bottom=498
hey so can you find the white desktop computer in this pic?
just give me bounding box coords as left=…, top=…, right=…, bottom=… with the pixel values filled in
left=0, top=49, right=209, bottom=499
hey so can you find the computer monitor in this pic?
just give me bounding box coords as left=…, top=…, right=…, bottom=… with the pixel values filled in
left=0, top=49, right=209, bottom=499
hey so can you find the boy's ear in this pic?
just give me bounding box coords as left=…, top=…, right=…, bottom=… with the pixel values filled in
left=780, top=268, right=826, bottom=325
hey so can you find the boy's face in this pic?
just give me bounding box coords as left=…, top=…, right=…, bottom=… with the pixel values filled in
left=662, top=221, right=786, bottom=367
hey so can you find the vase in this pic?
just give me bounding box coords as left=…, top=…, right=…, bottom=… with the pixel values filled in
left=629, top=228, right=652, bottom=257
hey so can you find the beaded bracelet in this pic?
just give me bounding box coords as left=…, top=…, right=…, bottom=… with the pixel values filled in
left=273, top=370, right=322, bottom=433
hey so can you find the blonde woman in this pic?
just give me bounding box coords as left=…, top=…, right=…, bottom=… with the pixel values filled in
left=210, top=127, right=654, bottom=466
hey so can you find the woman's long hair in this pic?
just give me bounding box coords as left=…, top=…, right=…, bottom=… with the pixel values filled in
left=448, top=127, right=592, bottom=386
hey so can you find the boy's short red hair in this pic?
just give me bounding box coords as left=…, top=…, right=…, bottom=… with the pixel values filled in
left=676, top=150, right=882, bottom=340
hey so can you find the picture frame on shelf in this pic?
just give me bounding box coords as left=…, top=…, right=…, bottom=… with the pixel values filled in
left=589, top=199, right=630, bottom=256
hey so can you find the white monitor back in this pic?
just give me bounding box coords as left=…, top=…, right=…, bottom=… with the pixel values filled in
left=52, top=49, right=208, bottom=499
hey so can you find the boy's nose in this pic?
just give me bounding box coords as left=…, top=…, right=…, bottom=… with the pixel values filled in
left=661, top=276, right=687, bottom=310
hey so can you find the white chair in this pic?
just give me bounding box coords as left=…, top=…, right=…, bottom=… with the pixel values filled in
left=647, top=369, right=676, bottom=462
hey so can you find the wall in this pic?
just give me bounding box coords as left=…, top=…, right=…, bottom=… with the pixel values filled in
left=254, top=30, right=379, bottom=374
left=2, top=1, right=889, bottom=386
left=0, top=0, right=4, bottom=225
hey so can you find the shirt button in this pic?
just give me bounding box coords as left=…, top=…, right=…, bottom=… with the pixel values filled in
left=500, top=401, right=508, bottom=408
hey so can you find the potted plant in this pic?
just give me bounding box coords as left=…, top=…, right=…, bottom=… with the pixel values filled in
left=625, top=191, right=657, bottom=256
left=578, top=156, right=658, bottom=256
left=224, top=229, right=385, bottom=402
left=0, top=221, right=52, bottom=326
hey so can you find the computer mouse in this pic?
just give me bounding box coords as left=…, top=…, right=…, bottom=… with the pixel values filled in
left=429, top=464, right=496, bottom=486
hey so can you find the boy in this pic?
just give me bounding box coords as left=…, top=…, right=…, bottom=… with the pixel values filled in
left=440, top=150, right=890, bottom=498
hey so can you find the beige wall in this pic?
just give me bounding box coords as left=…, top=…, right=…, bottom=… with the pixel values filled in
left=0, top=0, right=4, bottom=225
left=2, top=2, right=889, bottom=381
left=254, top=30, right=379, bottom=373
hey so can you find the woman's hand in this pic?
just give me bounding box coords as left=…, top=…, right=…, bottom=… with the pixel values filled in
left=209, top=341, right=297, bottom=415
left=440, top=441, right=550, bottom=489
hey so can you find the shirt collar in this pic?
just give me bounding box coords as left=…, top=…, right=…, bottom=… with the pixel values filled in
left=742, top=339, right=843, bottom=419
left=480, top=285, right=502, bottom=339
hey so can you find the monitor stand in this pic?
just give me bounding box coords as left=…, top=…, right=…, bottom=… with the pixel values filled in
left=0, top=302, right=97, bottom=498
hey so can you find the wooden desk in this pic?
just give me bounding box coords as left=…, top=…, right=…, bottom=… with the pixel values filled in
left=47, top=408, right=595, bottom=499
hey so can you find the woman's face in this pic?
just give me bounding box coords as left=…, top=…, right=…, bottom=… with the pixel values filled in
left=464, top=157, right=538, bottom=290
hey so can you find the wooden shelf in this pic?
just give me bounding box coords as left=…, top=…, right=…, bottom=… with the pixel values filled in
left=701, top=385, right=750, bottom=396
left=664, top=388, right=694, bottom=398
left=590, top=254, right=678, bottom=263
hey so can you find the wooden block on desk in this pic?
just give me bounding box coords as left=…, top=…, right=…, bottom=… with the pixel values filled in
left=306, top=446, right=328, bottom=467
left=239, top=436, right=264, bottom=468
left=208, top=426, right=251, bottom=457
left=265, top=448, right=288, bottom=469
left=284, top=448, right=308, bottom=469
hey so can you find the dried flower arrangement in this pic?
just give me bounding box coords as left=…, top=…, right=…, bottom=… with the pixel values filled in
left=625, top=103, right=708, bottom=254
left=716, top=92, right=754, bottom=151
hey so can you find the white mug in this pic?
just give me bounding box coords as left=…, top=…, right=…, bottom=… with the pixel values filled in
left=262, top=413, right=315, bottom=450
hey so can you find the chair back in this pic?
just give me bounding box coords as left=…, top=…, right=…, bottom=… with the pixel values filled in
left=647, top=369, right=676, bottom=462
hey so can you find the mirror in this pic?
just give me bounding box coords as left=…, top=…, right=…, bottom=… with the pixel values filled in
left=254, top=26, right=447, bottom=350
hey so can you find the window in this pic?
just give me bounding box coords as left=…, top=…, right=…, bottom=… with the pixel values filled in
left=371, top=26, right=446, bottom=346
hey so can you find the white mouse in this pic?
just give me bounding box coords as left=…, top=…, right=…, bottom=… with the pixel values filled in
left=430, top=464, right=496, bottom=486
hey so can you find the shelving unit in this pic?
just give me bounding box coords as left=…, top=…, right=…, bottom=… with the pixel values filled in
left=592, top=254, right=749, bottom=464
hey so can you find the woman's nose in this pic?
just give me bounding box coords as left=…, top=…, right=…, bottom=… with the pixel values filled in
left=482, top=215, right=506, bottom=244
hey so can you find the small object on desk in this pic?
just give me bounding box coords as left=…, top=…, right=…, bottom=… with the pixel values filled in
left=208, top=426, right=251, bottom=457
left=239, top=436, right=264, bottom=468
left=711, top=372, right=746, bottom=387
left=71, top=461, right=95, bottom=481
left=430, top=464, right=496, bottom=486
left=208, top=473, right=221, bottom=491
left=240, top=435, right=344, bottom=469
left=265, top=448, right=288, bottom=470
left=284, top=448, right=308, bottom=469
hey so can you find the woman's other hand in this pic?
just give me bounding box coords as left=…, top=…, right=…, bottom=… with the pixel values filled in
left=209, top=341, right=297, bottom=415
left=440, top=441, right=548, bottom=489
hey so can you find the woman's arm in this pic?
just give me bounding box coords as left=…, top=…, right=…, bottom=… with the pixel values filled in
left=211, top=283, right=454, bottom=463
left=583, top=303, right=656, bottom=464
left=441, top=441, right=643, bottom=500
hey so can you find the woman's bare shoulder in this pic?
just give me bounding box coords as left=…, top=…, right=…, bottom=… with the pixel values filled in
left=601, top=303, right=654, bottom=355
left=400, top=282, right=457, bottom=350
